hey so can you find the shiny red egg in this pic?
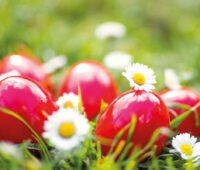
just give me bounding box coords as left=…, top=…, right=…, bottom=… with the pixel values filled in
left=0, top=76, right=58, bottom=143
left=58, top=61, right=118, bottom=120
left=95, top=90, right=170, bottom=156
left=159, top=87, right=200, bottom=136
left=0, top=54, right=53, bottom=93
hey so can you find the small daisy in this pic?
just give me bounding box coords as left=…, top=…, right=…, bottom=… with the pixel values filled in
left=56, top=93, right=79, bottom=111
left=43, top=55, right=67, bottom=74
left=103, top=51, right=133, bottom=70
left=122, top=63, right=156, bottom=92
left=170, top=133, right=200, bottom=160
left=164, top=69, right=181, bottom=90
left=95, top=22, right=126, bottom=40
left=43, top=108, right=90, bottom=151
left=181, top=71, right=195, bottom=82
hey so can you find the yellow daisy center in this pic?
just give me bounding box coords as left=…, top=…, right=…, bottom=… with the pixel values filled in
left=133, top=73, right=146, bottom=85
left=59, top=122, right=76, bottom=138
left=180, top=144, right=193, bottom=156
left=64, top=101, right=74, bottom=109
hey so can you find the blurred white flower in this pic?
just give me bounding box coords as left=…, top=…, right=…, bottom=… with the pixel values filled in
left=0, top=70, right=21, bottom=81
left=43, top=55, right=67, bottom=74
left=122, top=63, right=156, bottom=92
left=43, top=108, right=90, bottom=151
left=95, top=22, right=126, bottom=39
left=164, top=68, right=181, bottom=90
left=0, top=142, right=21, bottom=158
left=170, top=133, right=200, bottom=160
left=103, top=51, right=133, bottom=70
left=57, top=92, right=80, bottom=111
left=181, top=71, right=195, bottom=82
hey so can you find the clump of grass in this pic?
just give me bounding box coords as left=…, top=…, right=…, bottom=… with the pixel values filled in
left=1, top=103, right=200, bottom=170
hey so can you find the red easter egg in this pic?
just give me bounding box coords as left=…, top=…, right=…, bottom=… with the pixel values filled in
left=0, top=76, right=58, bottom=143
left=95, top=90, right=170, bottom=156
left=0, top=54, right=53, bottom=93
left=58, top=60, right=118, bottom=120
left=159, top=87, right=200, bottom=136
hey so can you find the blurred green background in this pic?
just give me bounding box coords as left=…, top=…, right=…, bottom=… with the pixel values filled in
left=0, top=0, right=200, bottom=91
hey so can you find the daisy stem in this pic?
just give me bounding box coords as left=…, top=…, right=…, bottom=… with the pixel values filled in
left=96, top=140, right=102, bottom=160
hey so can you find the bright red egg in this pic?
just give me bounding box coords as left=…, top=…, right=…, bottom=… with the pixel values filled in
left=159, top=87, right=200, bottom=136
left=95, top=90, right=170, bottom=156
left=0, top=76, right=58, bottom=143
left=58, top=60, right=118, bottom=120
left=0, top=54, right=53, bottom=93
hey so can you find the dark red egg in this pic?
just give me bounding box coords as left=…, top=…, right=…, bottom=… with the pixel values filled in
left=58, top=60, right=118, bottom=120
left=0, top=76, right=58, bottom=143
left=159, top=87, right=200, bottom=136
left=95, top=90, right=170, bottom=156
left=0, top=54, right=53, bottom=93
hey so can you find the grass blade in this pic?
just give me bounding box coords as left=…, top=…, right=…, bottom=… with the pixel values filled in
left=0, top=108, right=51, bottom=161
left=170, top=101, right=200, bottom=128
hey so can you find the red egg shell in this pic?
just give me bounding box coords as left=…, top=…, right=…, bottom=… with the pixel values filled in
left=0, top=54, right=53, bottom=93
left=95, top=90, right=170, bottom=156
left=159, top=87, right=200, bottom=136
left=58, top=61, right=118, bottom=120
left=0, top=76, right=58, bottom=143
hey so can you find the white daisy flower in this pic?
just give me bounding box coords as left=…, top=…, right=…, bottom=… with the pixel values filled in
left=122, top=63, right=156, bottom=92
left=95, top=22, right=126, bottom=40
left=0, top=142, right=21, bottom=158
left=56, top=92, right=80, bottom=111
left=170, top=133, right=200, bottom=160
left=164, top=68, right=181, bottom=90
left=43, top=55, right=67, bottom=74
left=181, top=71, right=195, bottom=82
left=103, top=51, right=133, bottom=70
left=43, top=108, right=90, bottom=151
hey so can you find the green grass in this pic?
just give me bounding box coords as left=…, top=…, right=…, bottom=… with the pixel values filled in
left=0, top=102, right=200, bottom=170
